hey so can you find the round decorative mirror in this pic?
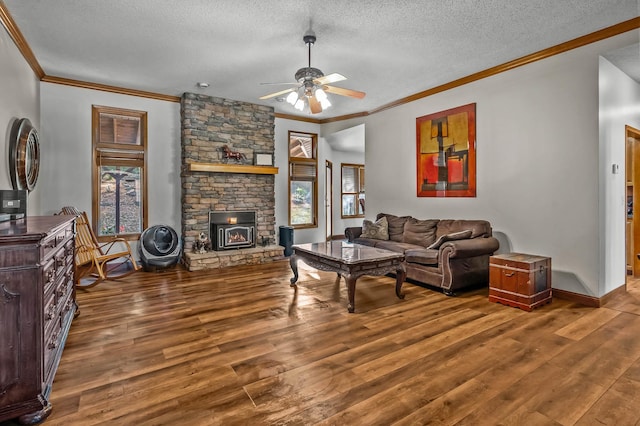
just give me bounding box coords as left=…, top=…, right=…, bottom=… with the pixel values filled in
left=9, top=118, right=40, bottom=191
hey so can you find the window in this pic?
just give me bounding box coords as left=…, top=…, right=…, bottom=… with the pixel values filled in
left=341, top=163, right=365, bottom=218
left=92, top=105, right=147, bottom=241
left=288, top=131, right=317, bottom=228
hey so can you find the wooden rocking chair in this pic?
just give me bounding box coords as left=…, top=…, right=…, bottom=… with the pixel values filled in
left=60, top=206, right=141, bottom=288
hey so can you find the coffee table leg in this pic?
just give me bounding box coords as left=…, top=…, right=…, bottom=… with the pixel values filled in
left=289, top=254, right=299, bottom=286
left=345, top=274, right=356, bottom=313
left=395, top=263, right=406, bottom=299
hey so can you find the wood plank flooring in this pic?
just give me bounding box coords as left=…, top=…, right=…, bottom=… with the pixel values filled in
left=4, top=261, right=640, bottom=425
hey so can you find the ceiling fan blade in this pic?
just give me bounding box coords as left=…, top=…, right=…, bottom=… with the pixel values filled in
left=309, top=96, right=322, bottom=114
left=259, top=88, right=295, bottom=100
left=314, top=73, right=346, bottom=85
left=323, top=85, right=366, bottom=99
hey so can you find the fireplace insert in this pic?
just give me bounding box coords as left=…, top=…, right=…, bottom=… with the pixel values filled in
left=209, top=211, right=256, bottom=250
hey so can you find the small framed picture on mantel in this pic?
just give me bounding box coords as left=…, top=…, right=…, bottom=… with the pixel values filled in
left=254, top=152, right=274, bottom=166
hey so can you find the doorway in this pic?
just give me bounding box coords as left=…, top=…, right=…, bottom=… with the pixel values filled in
left=325, top=160, right=333, bottom=241
left=625, top=125, right=640, bottom=287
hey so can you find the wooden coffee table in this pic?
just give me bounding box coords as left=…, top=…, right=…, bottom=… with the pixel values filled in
left=289, top=241, right=406, bottom=313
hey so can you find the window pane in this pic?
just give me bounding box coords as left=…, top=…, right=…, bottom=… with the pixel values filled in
left=342, top=194, right=356, bottom=216
left=99, top=113, right=141, bottom=145
left=289, top=134, right=314, bottom=159
left=288, top=131, right=317, bottom=228
left=342, top=166, right=357, bottom=192
left=99, top=166, right=143, bottom=236
left=290, top=180, right=314, bottom=225
left=291, top=163, right=316, bottom=178
left=341, top=163, right=364, bottom=218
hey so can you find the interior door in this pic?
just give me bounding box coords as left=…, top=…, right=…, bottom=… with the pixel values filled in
left=626, top=125, right=640, bottom=280
left=325, top=160, right=333, bottom=241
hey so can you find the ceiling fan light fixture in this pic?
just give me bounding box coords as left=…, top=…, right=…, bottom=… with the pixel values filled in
left=285, top=91, right=298, bottom=105
left=294, top=99, right=305, bottom=111
left=315, top=88, right=327, bottom=102
left=319, top=97, right=331, bottom=110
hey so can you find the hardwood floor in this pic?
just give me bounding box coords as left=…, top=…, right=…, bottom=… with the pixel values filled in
left=4, top=262, right=640, bottom=425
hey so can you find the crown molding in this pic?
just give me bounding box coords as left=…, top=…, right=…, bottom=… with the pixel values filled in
left=41, top=75, right=181, bottom=103
left=319, top=111, right=370, bottom=124
left=274, top=112, right=321, bottom=124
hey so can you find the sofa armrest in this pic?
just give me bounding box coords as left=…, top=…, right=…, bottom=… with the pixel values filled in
left=440, top=237, right=499, bottom=258
left=345, top=227, right=363, bottom=242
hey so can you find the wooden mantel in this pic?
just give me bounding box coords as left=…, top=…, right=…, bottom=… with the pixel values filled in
left=187, top=163, right=279, bottom=175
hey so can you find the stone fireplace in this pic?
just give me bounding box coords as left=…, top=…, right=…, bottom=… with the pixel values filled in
left=180, top=93, right=283, bottom=271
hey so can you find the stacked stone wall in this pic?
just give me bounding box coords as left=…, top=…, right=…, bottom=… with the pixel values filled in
left=181, top=93, right=277, bottom=258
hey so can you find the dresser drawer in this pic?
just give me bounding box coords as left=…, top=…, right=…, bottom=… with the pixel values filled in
left=41, top=223, right=74, bottom=262
left=43, top=290, right=58, bottom=334
left=54, top=248, right=67, bottom=277
left=57, top=271, right=74, bottom=313
left=43, top=257, right=57, bottom=295
left=43, top=316, right=63, bottom=383
left=0, top=243, right=40, bottom=268
left=64, top=238, right=75, bottom=266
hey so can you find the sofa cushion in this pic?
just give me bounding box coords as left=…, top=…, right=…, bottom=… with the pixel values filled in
left=353, top=237, right=378, bottom=247
left=376, top=213, right=411, bottom=242
left=427, top=229, right=473, bottom=250
left=374, top=240, right=423, bottom=253
left=361, top=216, right=389, bottom=240
left=402, top=218, right=439, bottom=247
left=436, top=220, right=491, bottom=238
left=405, top=248, right=439, bottom=265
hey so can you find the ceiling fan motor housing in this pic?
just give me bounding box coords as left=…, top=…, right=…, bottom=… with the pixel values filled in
left=295, top=67, right=324, bottom=83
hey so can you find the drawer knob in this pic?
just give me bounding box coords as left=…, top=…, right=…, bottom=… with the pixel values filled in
left=45, top=306, right=56, bottom=320
left=48, top=334, right=59, bottom=349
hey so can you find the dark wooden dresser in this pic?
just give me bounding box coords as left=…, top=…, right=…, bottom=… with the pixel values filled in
left=0, top=216, right=77, bottom=424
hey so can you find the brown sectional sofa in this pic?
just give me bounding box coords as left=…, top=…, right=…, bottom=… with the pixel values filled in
left=345, top=213, right=500, bottom=295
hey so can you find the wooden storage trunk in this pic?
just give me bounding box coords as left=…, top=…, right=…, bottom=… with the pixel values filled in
left=489, top=253, right=551, bottom=311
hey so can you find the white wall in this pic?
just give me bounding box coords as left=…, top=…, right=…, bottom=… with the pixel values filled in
left=39, top=83, right=181, bottom=251
left=599, top=55, right=640, bottom=295
left=0, top=24, right=41, bottom=214
left=323, top=30, right=639, bottom=298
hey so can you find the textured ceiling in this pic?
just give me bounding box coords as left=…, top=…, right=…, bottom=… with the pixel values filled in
left=3, top=1, right=639, bottom=119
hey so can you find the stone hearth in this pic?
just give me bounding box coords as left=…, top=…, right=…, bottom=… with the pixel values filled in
left=180, top=93, right=283, bottom=270
left=183, top=245, right=285, bottom=271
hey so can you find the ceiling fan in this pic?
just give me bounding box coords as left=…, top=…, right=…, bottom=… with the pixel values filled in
left=259, top=30, right=365, bottom=114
